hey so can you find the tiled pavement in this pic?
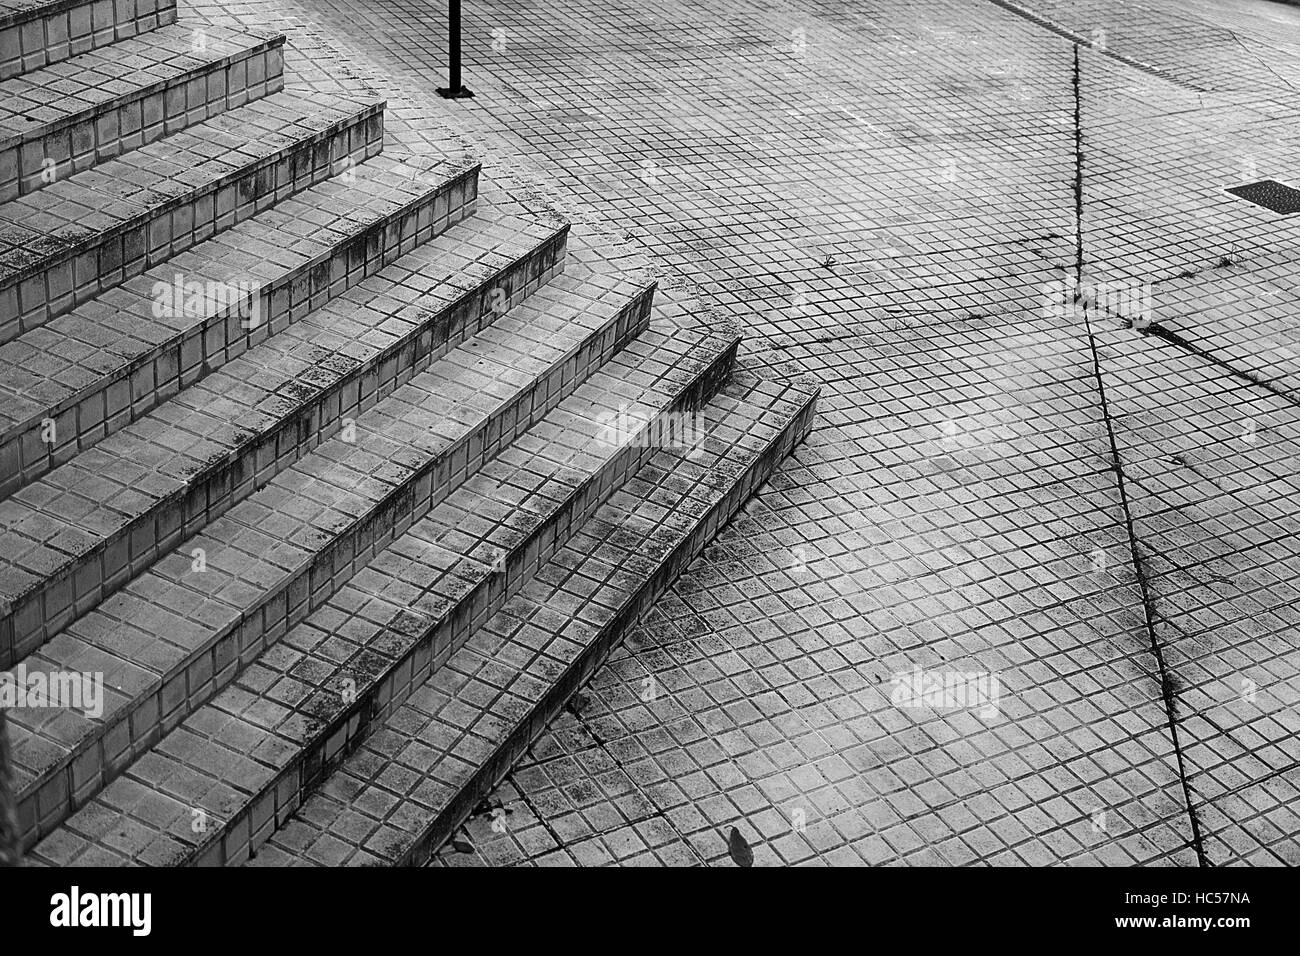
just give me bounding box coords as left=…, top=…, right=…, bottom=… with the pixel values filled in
left=11, top=0, right=1300, bottom=865
left=3, top=0, right=816, bottom=868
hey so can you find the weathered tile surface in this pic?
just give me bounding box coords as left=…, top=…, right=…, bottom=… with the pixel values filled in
left=161, top=0, right=1299, bottom=865
left=7, top=0, right=1298, bottom=866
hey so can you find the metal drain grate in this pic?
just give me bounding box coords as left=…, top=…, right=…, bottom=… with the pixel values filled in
left=1226, top=179, right=1300, bottom=214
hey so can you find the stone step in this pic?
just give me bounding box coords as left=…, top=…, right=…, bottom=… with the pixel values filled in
left=0, top=23, right=285, bottom=203
left=0, top=153, right=478, bottom=502
left=0, top=0, right=179, bottom=81
left=7, top=269, right=659, bottom=853
left=0, top=89, right=385, bottom=342
left=25, top=315, right=741, bottom=867
left=177, top=320, right=731, bottom=867
left=0, top=212, right=565, bottom=679
left=244, top=371, right=817, bottom=867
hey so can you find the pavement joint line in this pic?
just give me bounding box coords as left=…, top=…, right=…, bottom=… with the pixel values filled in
left=1070, top=42, right=1208, bottom=869
left=1126, top=611, right=1285, bottom=793
left=1080, top=272, right=1300, bottom=408
left=1225, top=28, right=1300, bottom=96
left=1138, top=325, right=1300, bottom=410
left=983, top=0, right=1211, bottom=93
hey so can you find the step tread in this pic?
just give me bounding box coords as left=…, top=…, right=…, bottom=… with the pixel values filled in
left=0, top=154, right=475, bottom=439
left=25, top=317, right=732, bottom=866
left=0, top=212, right=556, bottom=619
left=0, top=0, right=173, bottom=26
left=0, top=89, right=384, bottom=284
left=0, top=1, right=180, bottom=84
left=248, top=375, right=815, bottom=866
left=0, top=0, right=81, bottom=23
left=0, top=22, right=281, bottom=146
left=7, top=275, right=670, bottom=837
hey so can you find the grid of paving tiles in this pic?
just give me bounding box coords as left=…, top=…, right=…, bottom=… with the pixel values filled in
left=245, top=372, right=815, bottom=867
left=24, top=256, right=681, bottom=866
left=1098, top=325, right=1300, bottom=866
left=50, top=0, right=1300, bottom=864
left=431, top=301, right=1204, bottom=867
left=0, top=0, right=816, bottom=866
left=1063, top=0, right=1300, bottom=866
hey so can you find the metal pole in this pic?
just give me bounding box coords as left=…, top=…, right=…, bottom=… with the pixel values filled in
left=437, top=0, right=474, bottom=99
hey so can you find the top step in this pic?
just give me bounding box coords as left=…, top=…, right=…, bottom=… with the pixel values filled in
left=0, top=1, right=179, bottom=80
left=0, top=21, right=284, bottom=201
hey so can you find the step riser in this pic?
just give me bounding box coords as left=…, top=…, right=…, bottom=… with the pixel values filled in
left=217, top=333, right=737, bottom=867
left=0, top=163, right=479, bottom=514
left=0, top=104, right=384, bottom=345
left=399, top=388, right=817, bottom=866
left=0, top=0, right=180, bottom=80
left=0, top=223, right=564, bottom=671
left=1, top=33, right=285, bottom=206
left=0, top=204, right=540, bottom=674
left=0, top=1, right=179, bottom=80
left=15, top=283, right=650, bottom=852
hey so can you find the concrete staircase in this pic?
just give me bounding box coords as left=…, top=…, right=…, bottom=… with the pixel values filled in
left=0, top=0, right=817, bottom=866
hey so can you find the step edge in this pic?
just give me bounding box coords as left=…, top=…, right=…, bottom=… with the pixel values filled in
left=176, top=282, right=660, bottom=866
left=0, top=30, right=288, bottom=151
left=12, top=263, right=641, bottom=847
left=0, top=97, right=385, bottom=291
left=0, top=0, right=178, bottom=30
left=0, top=209, right=560, bottom=627
left=0, top=160, right=482, bottom=496
left=393, top=381, right=817, bottom=866
left=261, top=377, right=816, bottom=867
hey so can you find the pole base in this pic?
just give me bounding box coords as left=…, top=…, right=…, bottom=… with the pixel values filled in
left=437, top=86, right=475, bottom=99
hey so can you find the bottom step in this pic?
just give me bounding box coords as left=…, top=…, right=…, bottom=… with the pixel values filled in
left=247, top=370, right=817, bottom=866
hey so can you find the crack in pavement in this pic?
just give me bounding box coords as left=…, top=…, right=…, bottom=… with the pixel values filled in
left=1068, top=43, right=1210, bottom=867
left=1138, top=324, right=1300, bottom=410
